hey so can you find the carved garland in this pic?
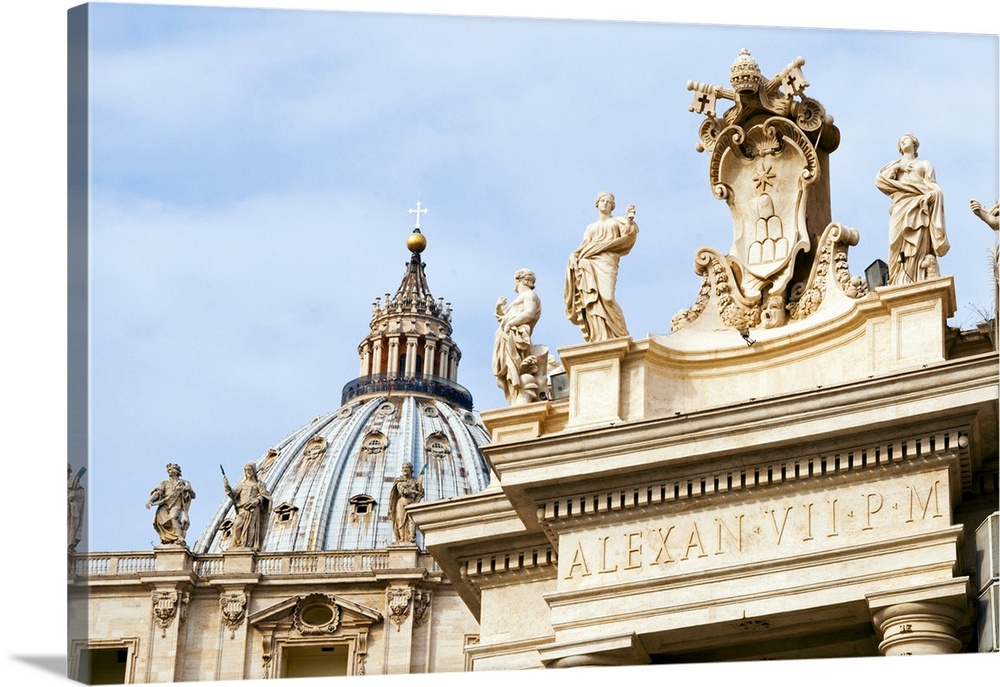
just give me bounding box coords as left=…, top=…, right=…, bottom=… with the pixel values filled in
left=786, top=222, right=867, bottom=320
left=670, top=248, right=762, bottom=332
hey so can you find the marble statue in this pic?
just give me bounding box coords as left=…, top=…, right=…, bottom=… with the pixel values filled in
left=565, top=192, right=638, bottom=341
left=388, top=461, right=424, bottom=544
left=493, top=268, right=547, bottom=405
left=68, top=463, right=85, bottom=552
left=146, top=463, right=196, bottom=546
left=223, top=462, right=271, bottom=550
left=875, top=134, right=950, bottom=285
left=970, top=199, right=999, bottom=232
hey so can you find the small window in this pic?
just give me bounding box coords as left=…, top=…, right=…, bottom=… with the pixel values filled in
left=349, top=494, right=376, bottom=518
left=274, top=503, right=299, bottom=524
left=360, top=432, right=387, bottom=460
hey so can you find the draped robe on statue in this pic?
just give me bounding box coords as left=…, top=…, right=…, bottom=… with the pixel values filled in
left=565, top=215, right=638, bottom=341
left=875, top=158, right=949, bottom=285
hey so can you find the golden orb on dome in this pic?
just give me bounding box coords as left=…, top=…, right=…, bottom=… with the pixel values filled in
left=406, top=229, right=427, bottom=253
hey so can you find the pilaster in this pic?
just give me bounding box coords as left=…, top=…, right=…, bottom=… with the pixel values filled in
left=383, top=585, right=416, bottom=674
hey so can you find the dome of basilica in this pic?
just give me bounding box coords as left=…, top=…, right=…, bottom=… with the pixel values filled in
left=193, top=221, right=492, bottom=554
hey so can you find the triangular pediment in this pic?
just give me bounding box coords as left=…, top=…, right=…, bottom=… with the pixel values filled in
left=249, top=593, right=382, bottom=627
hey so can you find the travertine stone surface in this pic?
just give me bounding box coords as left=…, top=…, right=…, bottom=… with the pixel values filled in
left=482, top=276, right=958, bottom=439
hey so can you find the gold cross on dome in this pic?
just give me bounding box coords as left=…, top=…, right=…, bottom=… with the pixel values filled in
left=408, top=201, right=429, bottom=229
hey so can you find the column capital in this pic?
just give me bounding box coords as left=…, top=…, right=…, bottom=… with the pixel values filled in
left=868, top=579, right=970, bottom=655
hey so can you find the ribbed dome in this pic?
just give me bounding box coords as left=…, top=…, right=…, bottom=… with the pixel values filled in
left=193, top=211, right=492, bottom=553
left=194, top=394, right=490, bottom=552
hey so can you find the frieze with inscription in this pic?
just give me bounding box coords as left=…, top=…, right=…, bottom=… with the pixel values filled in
left=559, top=467, right=950, bottom=588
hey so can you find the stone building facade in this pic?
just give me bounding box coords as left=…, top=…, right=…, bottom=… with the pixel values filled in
left=68, top=49, right=998, bottom=683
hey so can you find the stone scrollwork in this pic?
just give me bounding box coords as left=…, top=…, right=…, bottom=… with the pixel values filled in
left=386, top=587, right=413, bottom=630
left=220, top=592, right=248, bottom=639
left=671, top=248, right=762, bottom=333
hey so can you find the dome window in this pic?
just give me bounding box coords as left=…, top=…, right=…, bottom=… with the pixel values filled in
left=425, top=432, right=451, bottom=470
left=360, top=432, right=387, bottom=461
left=349, top=494, right=376, bottom=517
left=303, top=436, right=327, bottom=461
left=274, top=502, right=299, bottom=524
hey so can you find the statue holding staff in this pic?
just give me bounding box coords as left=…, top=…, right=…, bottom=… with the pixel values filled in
left=222, top=462, right=271, bottom=550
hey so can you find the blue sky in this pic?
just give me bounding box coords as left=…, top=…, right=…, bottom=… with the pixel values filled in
left=3, top=2, right=998, bottom=685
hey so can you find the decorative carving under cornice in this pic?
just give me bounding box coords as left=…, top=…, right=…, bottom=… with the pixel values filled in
left=386, top=587, right=412, bottom=630
left=151, top=590, right=184, bottom=637
left=220, top=592, right=247, bottom=638
left=412, top=589, right=432, bottom=628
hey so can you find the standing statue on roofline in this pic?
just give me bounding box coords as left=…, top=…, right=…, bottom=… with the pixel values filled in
left=565, top=192, right=638, bottom=342
left=875, top=133, right=949, bottom=285
left=493, top=268, right=547, bottom=405
left=388, top=461, right=424, bottom=544
left=68, top=463, right=86, bottom=552
left=222, top=462, right=271, bottom=551
left=146, top=462, right=196, bottom=546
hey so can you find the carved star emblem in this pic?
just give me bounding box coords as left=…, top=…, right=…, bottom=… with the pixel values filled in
left=753, top=161, right=776, bottom=192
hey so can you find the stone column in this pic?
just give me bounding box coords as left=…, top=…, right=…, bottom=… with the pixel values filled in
left=214, top=583, right=255, bottom=682
left=405, top=337, right=418, bottom=377
left=145, top=585, right=189, bottom=683
left=423, top=341, right=437, bottom=380
left=382, top=585, right=416, bottom=674
left=436, top=342, right=450, bottom=378
left=872, top=601, right=966, bottom=655
left=387, top=338, right=400, bottom=375
left=372, top=340, right=384, bottom=375
left=360, top=342, right=371, bottom=377
left=868, top=579, right=969, bottom=656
